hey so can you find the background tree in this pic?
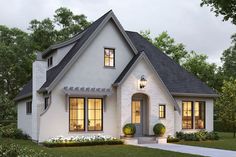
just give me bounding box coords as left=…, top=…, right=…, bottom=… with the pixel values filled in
left=216, top=79, right=236, bottom=137
left=29, top=7, right=91, bottom=51
left=221, top=35, right=236, bottom=79
left=201, top=0, right=236, bottom=25
left=140, top=30, right=188, bottom=64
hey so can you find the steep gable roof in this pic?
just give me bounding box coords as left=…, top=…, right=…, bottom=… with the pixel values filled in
left=14, top=79, right=32, bottom=101
left=39, top=10, right=138, bottom=92
left=121, top=31, right=217, bottom=97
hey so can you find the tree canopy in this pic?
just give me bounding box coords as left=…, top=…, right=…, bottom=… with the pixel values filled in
left=201, top=0, right=236, bottom=25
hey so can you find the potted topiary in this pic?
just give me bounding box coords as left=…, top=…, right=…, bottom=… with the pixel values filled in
left=153, top=123, right=167, bottom=143
left=123, top=123, right=136, bottom=138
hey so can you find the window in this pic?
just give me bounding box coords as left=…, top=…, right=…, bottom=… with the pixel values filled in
left=159, top=105, right=166, bottom=118
left=88, top=98, right=103, bottom=131
left=182, top=101, right=193, bottom=129
left=195, top=101, right=205, bottom=129
left=26, top=101, right=32, bottom=114
left=44, top=97, right=49, bottom=110
left=48, top=56, right=53, bottom=67
left=104, top=48, right=115, bottom=67
left=69, top=98, right=85, bottom=131
left=132, top=100, right=141, bottom=124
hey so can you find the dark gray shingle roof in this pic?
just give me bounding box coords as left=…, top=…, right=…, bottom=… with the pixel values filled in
left=14, top=79, right=32, bottom=101
left=123, top=31, right=216, bottom=95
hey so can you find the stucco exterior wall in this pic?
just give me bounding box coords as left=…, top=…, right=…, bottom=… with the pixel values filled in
left=119, top=58, right=176, bottom=137
left=174, top=97, right=214, bottom=133
left=38, top=20, right=134, bottom=142
left=17, top=99, right=32, bottom=137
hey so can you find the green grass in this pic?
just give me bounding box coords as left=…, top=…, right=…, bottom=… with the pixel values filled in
left=177, top=132, right=236, bottom=151
left=0, top=138, right=200, bottom=157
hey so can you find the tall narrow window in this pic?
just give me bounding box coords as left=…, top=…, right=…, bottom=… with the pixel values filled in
left=182, top=101, right=193, bottom=129
left=132, top=100, right=141, bottom=124
left=195, top=101, right=205, bottom=129
left=159, top=105, right=166, bottom=118
left=104, top=48, right=115, bottom=67
left=44, top=97, right=49, bottom=110
left=88, top=98, right=103, bottom=131
left=69, top=98, right=85, bottom=131
left=48, top=56, right=53, bottom=67
left=26, top=101, right=32, bottom=114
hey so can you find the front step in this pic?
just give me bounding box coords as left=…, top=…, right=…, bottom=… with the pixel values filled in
left=138, top=137, right=156, bottom=144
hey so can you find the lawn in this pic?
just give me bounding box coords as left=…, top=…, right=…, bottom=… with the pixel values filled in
left=178, top=132, right=236, bottom=151
left=0, top=138, right=200, bottom=157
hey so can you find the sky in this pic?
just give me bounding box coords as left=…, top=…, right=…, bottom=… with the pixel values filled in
left=0, top=0, right=235, bottom=65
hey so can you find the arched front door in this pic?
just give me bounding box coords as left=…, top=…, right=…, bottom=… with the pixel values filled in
left=132, top=93, right=148, bottom=137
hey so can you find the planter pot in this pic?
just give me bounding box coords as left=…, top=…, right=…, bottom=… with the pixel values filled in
left=125, top=135, right=134, bottom=138
left=156, top=137, right=167, bottom=144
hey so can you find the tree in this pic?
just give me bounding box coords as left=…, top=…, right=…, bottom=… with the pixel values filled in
left=0, top=94, right=16, bottom=120
left=140, top=30, right=188, bottom=64
left=201, top=0, right=236, bottom=25
left=221, top=35, right=236, bottom=79
left=29, top=7, right=91, bottom=51
left=216, top=79, right=236, bottom=137
left=183, top=51, right=222, bottom=91
left=0, top=25, right=35, bottom=100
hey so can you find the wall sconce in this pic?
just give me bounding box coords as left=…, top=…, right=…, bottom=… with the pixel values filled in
left=139, top=75, right=147, bottom=89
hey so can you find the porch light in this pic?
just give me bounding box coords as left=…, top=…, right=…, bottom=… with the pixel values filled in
left=140, top=75, right=147, bottom=89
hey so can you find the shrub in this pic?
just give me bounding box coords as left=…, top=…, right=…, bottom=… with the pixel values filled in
left=153, top=123, right=166, bottom=137
left=0, top=143, right=51, bottom=157
left=0, top=124, right=29, bottom=139
left=123, top=123, right=136, bottom=136
left=167, top=135, right=180, bottom=143
left=43, top=135, right=124, bottom=147
left=214, top=120, right=233, bottom=132
left=176, top=131, right=219, bottom=141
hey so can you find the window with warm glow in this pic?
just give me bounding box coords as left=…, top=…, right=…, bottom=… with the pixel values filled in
left=159, top=105, right=166, bottom=118
left=104, top=48, right=115, bottom=67
left=194, top=101, right=205, bottom=129
left=88, top=98, right=103, bottom=131
left=132, top=101, right=141, bottom=124
left=69, top=98, right=85, bottom=131
left=182, top=101, right=193, bottom=129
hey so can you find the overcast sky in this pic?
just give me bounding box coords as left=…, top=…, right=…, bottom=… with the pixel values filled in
left=0, top=0, right=235, bottom=65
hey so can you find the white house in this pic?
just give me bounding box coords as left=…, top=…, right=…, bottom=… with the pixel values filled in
left=15, top=10, right=218, bottom=142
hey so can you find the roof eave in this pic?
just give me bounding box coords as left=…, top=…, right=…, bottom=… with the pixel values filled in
left=171, top=92, right=219, bottom=98
left=14, top=93, right=32, bottom=102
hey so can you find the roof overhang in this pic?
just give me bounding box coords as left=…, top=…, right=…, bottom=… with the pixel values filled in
left=63, top=86, right=112, bottom=96
left=171, top=92, right=219, bottom=98
left=14, top=93, right=32, bottom=102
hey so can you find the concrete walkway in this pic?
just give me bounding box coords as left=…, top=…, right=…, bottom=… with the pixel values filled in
left=136, top=143, right=236, bottom=157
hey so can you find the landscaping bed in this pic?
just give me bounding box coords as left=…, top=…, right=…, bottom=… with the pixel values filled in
left=43, top=135, right=124, bottom=147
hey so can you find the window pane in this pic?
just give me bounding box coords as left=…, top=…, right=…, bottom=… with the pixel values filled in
left=88, top=98, right=103, bottom=131
left=182, top=101, right=193, bottom=129
left=69, top=98, right=85, bottom=131
left=159, top=105, right=165, bottom=118
left=195, top=101, right=205, bottom=129
left=104, top=48, right=115, bottom=67
left=132, top=101, right=141, bottom=124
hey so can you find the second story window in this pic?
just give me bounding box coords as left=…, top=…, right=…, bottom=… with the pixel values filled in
left=104, top=48, right=115, bottom=67
left=44, top=97, right=49, bottom=110
left=159, top=105, right=166, bottom=118
left=48, top=56, right=53, bottom=68
left=26, top=101, right=32, bottom=114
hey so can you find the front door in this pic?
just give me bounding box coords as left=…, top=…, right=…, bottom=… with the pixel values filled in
left=132, top=100, right=143, bottom=136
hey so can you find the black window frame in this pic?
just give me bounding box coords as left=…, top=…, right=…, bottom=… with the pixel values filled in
left=194, top=101, right=206, bottom=129
left=159, top=104, right=166, bottom=118
left=182, top=101, right=194, bottom=129
left=44, top=97, right=49, bottom=110
left=104, top=48, right=115, bottom=67
left=48, top=56, right=53, bottom=67
left=26, top=101, right=32, bottom=115
left=69, top=97, right=86, bottom=132
left=87, top=98, right=103, bottom=131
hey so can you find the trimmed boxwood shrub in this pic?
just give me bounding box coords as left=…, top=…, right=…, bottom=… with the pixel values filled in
left=123, top=123, right=136, bottom=136
left=153, top=123, right=166, bottom=137
left=43, top=139, right=124, bottom=147
left=176, top=130, right=219, bottom=141
left=167, top=135, right=180, bottom=143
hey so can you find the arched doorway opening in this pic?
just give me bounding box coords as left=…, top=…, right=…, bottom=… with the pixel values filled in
left=131, top=93, right=149, bottom=137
